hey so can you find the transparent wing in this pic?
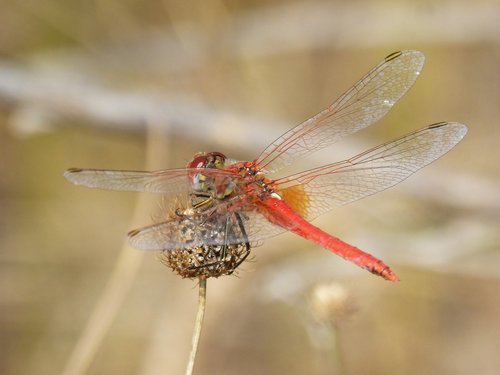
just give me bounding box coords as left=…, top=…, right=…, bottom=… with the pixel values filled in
left=256, top=50, right=425, bottom=173
left=127, top=123, right=467, bottom=250
left=64, top=167, right=237, bottom=194
left=128, top=207, right=287, bottom=250
left=275, top=122, right=467, bottom=221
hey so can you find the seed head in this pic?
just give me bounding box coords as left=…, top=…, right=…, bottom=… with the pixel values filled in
left=159, top=242, right=250, bottom=279
left=309, top=282, right=355, bottom=327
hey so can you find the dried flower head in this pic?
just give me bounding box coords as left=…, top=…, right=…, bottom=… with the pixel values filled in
left=159, top=242, right=250, bottom=279
left=309, top=282, right=355, bottom=326
left=155, top=198, right=252, bottom=279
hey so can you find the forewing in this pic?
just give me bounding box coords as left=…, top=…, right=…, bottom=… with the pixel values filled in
left=256, top=50, right=425, bottom=173
left=64, top=167, right=236, bottom=194
left=275, top=122, right=467, bottom=221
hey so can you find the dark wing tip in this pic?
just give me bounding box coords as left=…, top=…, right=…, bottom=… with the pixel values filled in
left=385, top=49, right=424, bottom=61
left=64, top=168, right=83, bottom=182
left=127, top=229, right=155, bottom=251
left=64, top=167, right=82, bottom=173
left=384, top=50, right=425, bottom=76
left=428, top=121, right=468, bottom=138
left=127, top=229, right=140, bottom=238
left=385, top=50, right=404, bottom=61
left=428, top=121, right=448, bottom=129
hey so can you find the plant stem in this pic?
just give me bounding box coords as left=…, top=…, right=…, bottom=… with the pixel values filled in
left=331, top=325, right=344, bottom=375
left=185, top=277, right=207, bottom=375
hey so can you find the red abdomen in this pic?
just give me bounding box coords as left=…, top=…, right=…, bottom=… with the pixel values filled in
left=258, top=196, right=399, bottom=282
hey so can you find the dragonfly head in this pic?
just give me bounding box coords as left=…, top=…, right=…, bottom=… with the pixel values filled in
left=187, top=152, right=235, bottom=200
left=187, top=152, right=227, bottom=169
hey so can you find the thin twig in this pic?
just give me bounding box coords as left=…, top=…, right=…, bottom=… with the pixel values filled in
left=330, top=325, right=344, bottom=375
left=61, top=249, right=143, bottom=375
left=0, top=61, right=284, bottom=148
left=61, top=126, right=167, bottom=375
left=185, top=278, right=207, bottom=375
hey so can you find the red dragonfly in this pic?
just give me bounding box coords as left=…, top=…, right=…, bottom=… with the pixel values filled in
left=64, top=51, right=467, bottom=282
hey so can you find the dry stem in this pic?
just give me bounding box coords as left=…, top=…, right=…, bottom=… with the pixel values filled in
left=185, top=278, right=207, bottom=375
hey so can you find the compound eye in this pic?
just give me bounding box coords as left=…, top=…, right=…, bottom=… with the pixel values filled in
left=187, top=154, right=208, bottom=169
left=208, top=152, right=226, bottom=168
left=213, top=156, right=224, bottom=168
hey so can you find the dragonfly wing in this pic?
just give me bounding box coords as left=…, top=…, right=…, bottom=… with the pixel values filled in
left=275, top=122, right=467, bottom=221
left=256, top=50, right=425, bottom=173
left=128, top=212, right=238, bottom=250
left=128, top=208, right=287, bottom=250
left=236, top=209, right=288, bottom=243
left=64, top=167, right=237, bottom=194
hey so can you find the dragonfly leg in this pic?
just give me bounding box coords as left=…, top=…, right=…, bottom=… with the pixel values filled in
left=230, top=212, right=251, bottom=271
left=187, top=213, right=251, bottom=276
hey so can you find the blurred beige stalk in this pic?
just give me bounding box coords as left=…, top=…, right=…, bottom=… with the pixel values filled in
left=61, top=124, right=171, bottom=375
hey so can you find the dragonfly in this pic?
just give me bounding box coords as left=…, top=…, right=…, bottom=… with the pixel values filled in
left=64, top=50, right=467, bottom=282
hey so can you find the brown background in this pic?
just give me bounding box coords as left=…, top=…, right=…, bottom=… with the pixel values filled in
left=1, top=1, right=499, bottom=374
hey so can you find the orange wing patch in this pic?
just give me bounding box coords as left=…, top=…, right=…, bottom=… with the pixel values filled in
left=277, top=185, right=310, bottom=218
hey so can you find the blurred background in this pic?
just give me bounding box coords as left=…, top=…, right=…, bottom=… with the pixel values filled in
left=1, top=0, right=499, bottom=374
